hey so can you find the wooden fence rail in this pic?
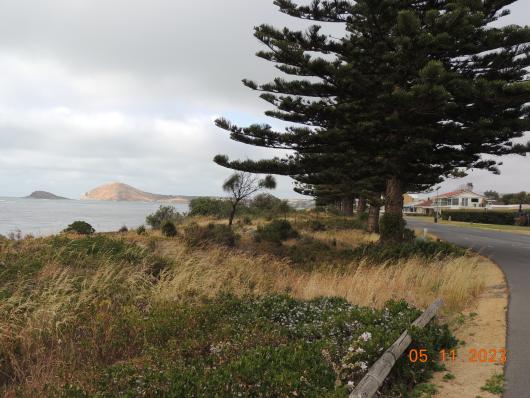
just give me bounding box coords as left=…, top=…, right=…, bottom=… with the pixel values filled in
left=350, top=298, right=444, bottom=398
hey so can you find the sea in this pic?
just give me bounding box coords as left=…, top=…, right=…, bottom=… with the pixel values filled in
left=0, top=197, right=189, bottom=237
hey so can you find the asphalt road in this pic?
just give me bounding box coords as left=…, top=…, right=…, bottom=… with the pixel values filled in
left=406, top=218, right=530, bottom=398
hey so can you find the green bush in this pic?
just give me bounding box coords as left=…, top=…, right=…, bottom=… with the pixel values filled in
left=379, top=214, right=406, bottom=241
left=136, top=225, right=147, bottom=235
left=351, top=239, right=467, bottom=262
left=184, top=222, right=238, bottom=247
left=441, top=210, right=523, bottom=226
left=146, top=206, right=183, bottom=230
left=161, top=221, right=177, bottom=238
left=249, top=193, right=293, bottom=217
left=308, top=219, right=326, bottom=231
left=325, top=217, right=366, bottom=230
left=254, top=220, right=299, bottom=244
left=189, top=197, right=233, bottom=218
left=63, top=221, right=95, bottom=235
left=57, top=295, right=455, bottom=397
left=118, top=225, right=128, bottom=233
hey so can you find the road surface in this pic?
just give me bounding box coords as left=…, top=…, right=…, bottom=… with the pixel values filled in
left=407, top=218, right=530, bottom=398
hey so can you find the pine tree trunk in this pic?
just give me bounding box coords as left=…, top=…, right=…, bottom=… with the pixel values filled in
left=228, top=203, right=237, bottom=227
left=366, top=205, right=380, bottom=233
left=381, top=176, right=405, bottom=242
left=357, top=197, right=367, bottom=215
left=341, top=197, right=354, bottom=216
left=385, top=176, right=404, bottom=215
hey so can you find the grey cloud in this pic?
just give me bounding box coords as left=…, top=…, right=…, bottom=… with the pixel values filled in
left=0, top=1, right=529, bottom=198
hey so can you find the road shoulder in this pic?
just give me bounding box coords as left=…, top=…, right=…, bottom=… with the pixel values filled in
left=432, top=256, right=508, bottom=397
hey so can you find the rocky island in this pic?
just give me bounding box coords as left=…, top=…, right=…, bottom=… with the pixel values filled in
left=81, top=182, right=192, bottom=203
left=26, top=191, right=69, bottom=200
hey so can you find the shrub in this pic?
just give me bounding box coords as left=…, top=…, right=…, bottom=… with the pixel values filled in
left=184, top=223, right=238, bottom=247
left=189, top=197, right=233, bottom=218
left=308, top=220, right=326, bottom=231
left=514, top=214, right=529, bottom=227
left=146, top=206, right=183, bottom=229
left=242, top=216, right=252, bottom=225
left=379, top=214, right=406, bottom=241
left=441, top=210, right=523, bottom=226
left=249, top=193, right=293, bottom=217
left=118, top=225, right=128, bottom=233
left=323, top=217, right=365, bottom=230
left=136, top=225, right=147, bottom=235
left=161, top=221, right=177, bottom=238
left=351, top=239, right=467, bottom=263
left=56, top=295, right=455, bottom=397
left=64, top=221, right=95, bottom=235
left=254, top=220, right=298, bottom=244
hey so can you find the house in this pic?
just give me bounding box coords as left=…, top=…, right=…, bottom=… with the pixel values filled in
left=403, top=183, right=486, bottom=215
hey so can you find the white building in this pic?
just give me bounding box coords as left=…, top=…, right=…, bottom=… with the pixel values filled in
left=404, top=183, right=486, bottom=215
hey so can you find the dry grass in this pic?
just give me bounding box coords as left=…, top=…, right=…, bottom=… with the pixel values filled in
left=0, top=229, right=486, bottom=396
left=305, top=229, right=379, bottom=248
left=155, top=239, right=484, bottom=314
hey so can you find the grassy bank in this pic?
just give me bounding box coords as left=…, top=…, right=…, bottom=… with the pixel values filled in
left=0, top=215, right=486, bottom=397
left=408, top=215, right=530, bottom=235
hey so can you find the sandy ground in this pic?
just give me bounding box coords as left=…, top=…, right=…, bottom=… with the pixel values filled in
left=432, top=257, right=508, bottom=397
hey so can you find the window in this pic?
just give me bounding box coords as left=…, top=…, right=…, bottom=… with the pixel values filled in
left=471, top=198, right=479, bottom=203
left=451, top=198, right=459, bottom=206
left=462, top=198, right=469, bottom=207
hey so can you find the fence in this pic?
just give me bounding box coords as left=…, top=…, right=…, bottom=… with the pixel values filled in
left=350, top=298, right=444, bottom=398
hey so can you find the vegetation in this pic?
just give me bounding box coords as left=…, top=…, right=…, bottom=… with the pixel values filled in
left=188, top=194, right=294, bottom=222
left=254, top=219, right=299, bottom=244
left=441, top=210, right=525, bottom=226
left=222, top=172, right=276, bottom=227
left=351, top=240, right=467, bottom=263
left=160, top=221, right=177, bottom=237
left=0, top=212, right=488, bottom=396
left=485, top=190, right=530, bottom=205
left=188, top=197, right=232, bottom=218
left=213, top=0, right=530, bottom=242
left=145, top=205, right=183, bottom=229
left=63, top=220, right=95, bottom=235
left=136, top=225, right=147, bottom=235
left=481, top=374, right=504, bottom=395
left=184, top=222, right=238, bottom=247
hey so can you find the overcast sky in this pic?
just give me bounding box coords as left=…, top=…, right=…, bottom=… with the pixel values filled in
left=0, top=1, right=529, bottom=199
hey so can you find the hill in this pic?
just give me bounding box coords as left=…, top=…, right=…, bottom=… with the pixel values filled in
left=81, top=182, right=191, bottom=203
left=26, top=191, right=68, bottom=200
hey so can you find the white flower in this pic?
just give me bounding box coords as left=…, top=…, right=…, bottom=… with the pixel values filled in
left=359, top=362, right=368, bottom=371
left=359, top=332, right=372, bottom=341
left=347, top=381, right=354, bottom=387
left=356, top=347, right=365, bottom=354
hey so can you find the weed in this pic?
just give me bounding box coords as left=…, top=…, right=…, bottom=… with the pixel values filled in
left=481, top=374, right=504, bottom=395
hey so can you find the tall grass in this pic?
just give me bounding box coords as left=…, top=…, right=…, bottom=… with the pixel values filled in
left=154, top=240, right=484, bottom=312
left=0, top=232, right=484, bottom=396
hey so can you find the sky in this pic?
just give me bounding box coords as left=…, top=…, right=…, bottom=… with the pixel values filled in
left=0, top=1, right=529, bottom=199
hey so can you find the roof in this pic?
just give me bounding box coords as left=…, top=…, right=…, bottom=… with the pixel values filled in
left=435, top=189, right=485, bottom=199
left=417, top=199, right=433, bottom=207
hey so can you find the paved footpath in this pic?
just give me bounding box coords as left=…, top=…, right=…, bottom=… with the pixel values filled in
left=407, top=218, right=530, bottom=398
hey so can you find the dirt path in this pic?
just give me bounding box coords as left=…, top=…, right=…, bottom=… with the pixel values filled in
left=432, top=258, right=508, bottom=397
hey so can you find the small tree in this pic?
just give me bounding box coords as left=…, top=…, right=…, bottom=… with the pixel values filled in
left=146, top=205, right=182, bottom=229
left=484, top=190, right=500, bottom=202
left=223, top=172, right=276, bottom=227
left=161, top=221, right=177, bottom=237
left=64, top=221, right=95, bottom=235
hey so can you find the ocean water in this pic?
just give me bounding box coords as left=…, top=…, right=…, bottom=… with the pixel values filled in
left=0, top=197, right=189, bottom=237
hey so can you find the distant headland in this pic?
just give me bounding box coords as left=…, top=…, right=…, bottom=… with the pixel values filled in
left=81, top=182, right=194, bottom=203
left=26, top=191, right=69, bottom=200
